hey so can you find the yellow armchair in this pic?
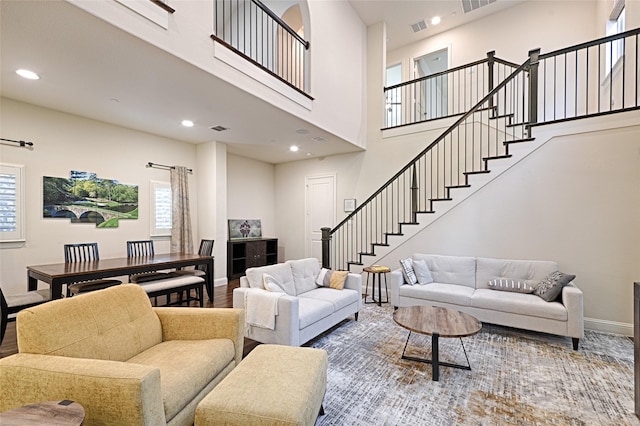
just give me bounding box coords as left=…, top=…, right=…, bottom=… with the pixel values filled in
left=0, top=284, right=245, bottom=426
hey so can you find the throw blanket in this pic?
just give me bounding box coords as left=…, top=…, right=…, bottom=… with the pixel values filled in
left=245, top=288, right=284, bottom=330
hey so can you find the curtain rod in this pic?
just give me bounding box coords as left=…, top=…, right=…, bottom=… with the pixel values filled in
left=146, top=162, right=193, bottom=173
left=1, top=137, right=34, bottom=147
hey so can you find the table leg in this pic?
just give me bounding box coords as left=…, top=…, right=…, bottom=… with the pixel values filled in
left=28, top=273, right=37, bottom=291
left=432, top=333, right=440, bottom=381
left=206, top=258, right=214, bottom=303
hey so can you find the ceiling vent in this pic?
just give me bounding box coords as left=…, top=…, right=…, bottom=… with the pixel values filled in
left=410, top=19, right=427, bottom=33
left=461, top=0, right=497, bottom=14
left=210, top=125, right=228, bottom=132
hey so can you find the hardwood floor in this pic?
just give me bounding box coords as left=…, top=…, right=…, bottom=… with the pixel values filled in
left=0, top=279, right=259, bottom=359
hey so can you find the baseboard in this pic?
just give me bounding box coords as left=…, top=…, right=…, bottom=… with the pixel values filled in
left=214, top=277, right=228, bottom=287
left=584, top=317, right=633, bottom=337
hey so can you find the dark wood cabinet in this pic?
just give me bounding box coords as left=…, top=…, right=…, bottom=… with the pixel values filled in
left=227, top=238, right=278, bottom=279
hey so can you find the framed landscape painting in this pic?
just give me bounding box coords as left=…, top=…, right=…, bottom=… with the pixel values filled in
left=43, top=170, right=138, bottom=228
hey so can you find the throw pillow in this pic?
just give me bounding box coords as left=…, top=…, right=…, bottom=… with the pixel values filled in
left=399, top=258, right=418, bottom=285
left=411, top=259, right=434, bottom=285
left=534, top=271, right=576, bottom=302
left=487, top=278, right=536, bottom=294
left=263, top=273, right=286, bottom=293
left=316, top=268, right=348, bottom=290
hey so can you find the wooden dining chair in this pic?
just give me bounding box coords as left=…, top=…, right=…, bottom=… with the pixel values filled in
left=1, top=285, right=50, bottom=345
left=170, top=239, right=214, bottom=303
left=64, top=243, right=122, bottom=296
left=126, top=240, right=171, bottom=284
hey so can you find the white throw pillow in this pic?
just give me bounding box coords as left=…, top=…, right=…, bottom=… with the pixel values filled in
left=411, top=259, right=434, bottom=285
left=399, top=258, right=418, bottom=285
left=263, top=273, right=286, bottom=293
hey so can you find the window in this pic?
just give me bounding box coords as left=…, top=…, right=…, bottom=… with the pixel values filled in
left=606, top=1, right=625, bottom=74
left=0, top=163, right=25, bottom=242
left=150, top=180, right=172, bottom=236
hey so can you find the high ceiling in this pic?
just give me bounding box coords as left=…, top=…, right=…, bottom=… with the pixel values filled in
left=0, top=0, right=519, bottom=164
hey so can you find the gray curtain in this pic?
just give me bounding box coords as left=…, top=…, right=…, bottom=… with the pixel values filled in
left=170, top=166, right=193, bottom=254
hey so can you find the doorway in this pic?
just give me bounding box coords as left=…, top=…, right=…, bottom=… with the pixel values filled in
left=414, top=48, right=449, bottom=120
left=305, top=174, right=336, bottom=260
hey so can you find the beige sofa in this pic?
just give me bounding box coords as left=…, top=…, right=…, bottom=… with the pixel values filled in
left=0, top=284, right=245, bottom=426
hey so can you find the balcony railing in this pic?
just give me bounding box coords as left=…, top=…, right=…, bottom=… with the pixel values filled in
left=212, top=0, right=310, bottom=95
left=384, top=52, right=519, bottom=129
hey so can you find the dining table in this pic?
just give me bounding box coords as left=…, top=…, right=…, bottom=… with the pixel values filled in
left=27, top=253, right=214, bottom=302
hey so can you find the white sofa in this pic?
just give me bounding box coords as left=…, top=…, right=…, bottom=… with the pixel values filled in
left=389, top=254, right=584, bottom=349
left=233, top=258, right=362, bottom=346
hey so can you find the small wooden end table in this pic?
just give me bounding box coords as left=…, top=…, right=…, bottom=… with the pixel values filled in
left=363, top=265, right=390, bottom=306
left=0, top=400, right=85, bottom=425
left=393, top=305, right=482, bottom=381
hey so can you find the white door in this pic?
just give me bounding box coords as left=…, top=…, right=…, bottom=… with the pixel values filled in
left=305, top=174, right=336, bottom=260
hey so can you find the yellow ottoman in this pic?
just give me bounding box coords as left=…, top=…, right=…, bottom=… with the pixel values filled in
left=195, top=344, right=328, bottom=426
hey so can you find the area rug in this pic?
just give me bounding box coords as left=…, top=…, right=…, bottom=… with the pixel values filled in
left=306, top=304, right=638, bottom=425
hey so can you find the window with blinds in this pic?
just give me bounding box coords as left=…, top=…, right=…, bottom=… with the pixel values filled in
left=606, top=0, right=626, bottom=74
left=0, top=164, right=25, bottom=242
left=150, top=180, right=172, bottom=236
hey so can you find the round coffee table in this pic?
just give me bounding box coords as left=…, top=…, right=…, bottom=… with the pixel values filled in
left=393, top=305, right=482, bottom=381
left=0, top=400, right=85, bottom=425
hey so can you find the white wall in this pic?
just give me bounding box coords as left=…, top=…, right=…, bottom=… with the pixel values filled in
left=387, top=1, right=599, bottom=81
left=227, top=154, right=276, bottom=238
left=0, top=97, right=199, bottom=296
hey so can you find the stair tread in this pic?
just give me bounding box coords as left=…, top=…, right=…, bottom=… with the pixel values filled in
left=431, top=198, right=453, bottom=201
left=372, top=243, right=390, bottom=247
left=399, top=222, right=419, bottom=225
left=447, top=184, right=471, bottom=189
left=484, top=154, right=512, bottom=160
left=464, top=170, right=490, bottom=175
left=504, top=137, right=535, bottom=144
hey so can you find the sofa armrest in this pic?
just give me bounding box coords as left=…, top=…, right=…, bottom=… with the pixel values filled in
left=154, top=307, right=245, bottom=366
left=388, top=269, right=405, bottom=307
left=0, top=353, right=165, bottom=426
left=562, top=283, right=584, bottom=339
left=344, top=273, right=363, bottom=307
left=233, top=287, right=302, bottom=345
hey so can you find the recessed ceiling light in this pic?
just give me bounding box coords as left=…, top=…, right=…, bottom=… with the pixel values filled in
left=296, top=129, right=309, bottom=134
left=289, top=145, right=299, bottom=152
left=431, top=16, right=441, bottom=25
left=181, top=120, right=194, bottom=127
left=16, top=69, right=40, bottom=80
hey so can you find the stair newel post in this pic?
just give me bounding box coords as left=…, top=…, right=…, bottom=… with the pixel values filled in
left=527, top=48, right=541, bottom=132
left=321, top=227, right=331, bottom=269
left=487, top=50, right=496, bottom=112
left=411, top=164, right=418, bottom=223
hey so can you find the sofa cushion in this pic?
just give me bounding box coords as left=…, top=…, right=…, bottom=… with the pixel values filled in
left=399, top=282, right=475, bottom=306
left=412, top=254, right=476, bottom=288
left=16, top=284, right=162, bottom=361
left=534, top=271, right=576, bottom=302
left=245, top=263, right=296, bottom=296
left=476, top=257, right=558, bottom=290
left=297, top=298, right=335, bottom=329
left=298, top=288, right=360, bottom=312
left=287, top=258, right=321, bottom=294
left=471, top=289, right=568, bottom=321
left=263, top=274, right=286, bottom=293
left=127, top=338, right=236, bottom=421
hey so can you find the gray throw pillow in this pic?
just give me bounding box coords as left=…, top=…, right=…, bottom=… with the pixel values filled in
left=412, top=259, right=434, bottom=285
left=534, top=271, right=576, bottom=302
left=399, top=258, right=417, bottom=285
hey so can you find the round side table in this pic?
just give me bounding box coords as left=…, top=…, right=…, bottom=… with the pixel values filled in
left=363, top=265, right=390, bottom=306
left=0, top=400, right=85, bottom=426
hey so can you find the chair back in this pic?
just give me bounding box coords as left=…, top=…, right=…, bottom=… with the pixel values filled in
left=127, top=240, right=155, bottom=257
left=0, top=286, right=8, bottom=344
left=196, top=239, right=214, bottom=271
left=64, top=242, right=100, bottom=263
